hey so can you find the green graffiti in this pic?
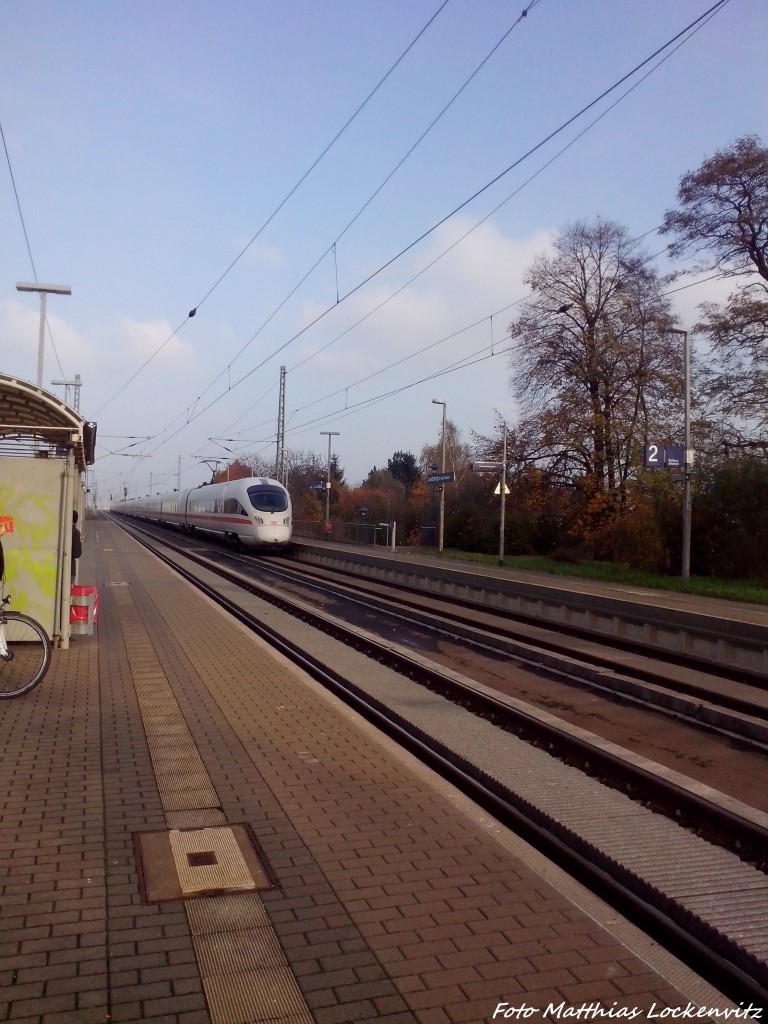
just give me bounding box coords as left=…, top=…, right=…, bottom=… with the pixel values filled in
left=0, top=463, right=62, bottom=630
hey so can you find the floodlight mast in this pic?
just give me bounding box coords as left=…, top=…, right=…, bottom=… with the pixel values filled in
left=16, top=282, right=72, bottom=387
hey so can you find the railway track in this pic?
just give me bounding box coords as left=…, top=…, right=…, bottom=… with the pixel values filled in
left=109, top=516, right=768, bottom=1007
left=260, top=553, right=768, bottom=745
left=289, top=538, right=768, bottom=685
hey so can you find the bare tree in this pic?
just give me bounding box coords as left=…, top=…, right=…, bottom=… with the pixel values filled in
left=661, top=135, right=768, bottom=282
left=662, top=135, right=768, bottom=437
left=507, top=218, right=676, bottom=508
left=696, top=290, right=768, bottom=434
left=419, top=419, right=471, bottom=480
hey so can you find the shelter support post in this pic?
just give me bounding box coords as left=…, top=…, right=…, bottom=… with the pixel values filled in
left=56, top=447, right=76, bottom=649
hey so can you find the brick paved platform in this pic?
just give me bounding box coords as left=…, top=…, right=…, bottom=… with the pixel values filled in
left=0, top=519, right=739, bottom=1023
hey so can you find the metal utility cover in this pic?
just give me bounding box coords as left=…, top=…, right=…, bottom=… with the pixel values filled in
left=136, top=824, right=271, bottom=903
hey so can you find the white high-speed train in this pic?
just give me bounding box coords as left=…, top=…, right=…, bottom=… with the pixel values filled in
left=112, top=477, right=292, bottom=548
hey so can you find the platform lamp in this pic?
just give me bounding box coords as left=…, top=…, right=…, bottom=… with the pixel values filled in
left=667, top=327, right=692, bottom=581
left=320, top=431, right=339, bottom=526
left=16, top=282, right=71, bottom=387
left=432, top=400, right=446, bottom=551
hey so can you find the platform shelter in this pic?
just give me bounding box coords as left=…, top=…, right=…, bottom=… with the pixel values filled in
left=0, top=374, right=96, bottom=647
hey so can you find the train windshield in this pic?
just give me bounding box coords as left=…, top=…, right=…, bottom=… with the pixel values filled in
left=247, top=484, right=288, bottom=514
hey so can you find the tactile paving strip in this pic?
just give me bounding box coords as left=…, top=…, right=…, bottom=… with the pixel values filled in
left=203, top=970, right=312, bottom=1024
left=110, top=576, right=312, bottom=1024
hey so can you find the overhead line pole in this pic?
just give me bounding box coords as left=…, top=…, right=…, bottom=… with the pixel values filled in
left=275, top=366, right=286, bottom=483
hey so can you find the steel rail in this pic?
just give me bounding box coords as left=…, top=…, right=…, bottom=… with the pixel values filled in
left=113, top=516, right=768, bottom=862
left=120, top=518, right=768, bottom=1008
left=289, top=542, right=768, bottom=688
left=248, top=554, right=768, bottom=728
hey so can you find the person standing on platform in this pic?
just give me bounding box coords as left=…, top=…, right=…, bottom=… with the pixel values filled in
left=71, top=511, right=82, bottom=581
left=0, top=518, right=7, bottom=581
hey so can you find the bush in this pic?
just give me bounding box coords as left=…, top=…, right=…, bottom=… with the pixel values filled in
left=694, top=460, right=768, bottom=579
left=590, top=511, right=667, bottom=572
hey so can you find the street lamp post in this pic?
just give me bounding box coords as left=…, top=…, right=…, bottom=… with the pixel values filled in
left=668, top=327, right=692, bottom=580
left=432, top=400, right=446, bottom=552
left=498, top=421, right=507, bottom=567
left=320, top=431, right=339, bottom=529
left=16, top=282, right=72, bottom=387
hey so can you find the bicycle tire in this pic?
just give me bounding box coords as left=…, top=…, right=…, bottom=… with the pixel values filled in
left=0, top=612, right=52, bottom=698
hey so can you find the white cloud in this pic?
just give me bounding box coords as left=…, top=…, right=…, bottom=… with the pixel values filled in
left=667, top=271, right=743, bottom=334
left=421, top=218, right=553, bottom=304
left=106, top=317, right=196, bottom=372
left=0, top=302, right=85, bottom=385
left=241, top=240, right=284, bottom=268
left=292, top=221, right=553, bottom=366
left=0, top=303, right=195, bottom=382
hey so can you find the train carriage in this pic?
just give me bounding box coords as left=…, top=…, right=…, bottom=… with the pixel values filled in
left=112, top=477, right=292, bottom=549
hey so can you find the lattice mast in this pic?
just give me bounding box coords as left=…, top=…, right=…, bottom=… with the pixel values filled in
left=275, top=366, right=286, bottom=484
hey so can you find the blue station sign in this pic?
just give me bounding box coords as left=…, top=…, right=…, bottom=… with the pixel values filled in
left=644, top=444, right=684, bottom=469
left=427, top=472, right=455, bottom=486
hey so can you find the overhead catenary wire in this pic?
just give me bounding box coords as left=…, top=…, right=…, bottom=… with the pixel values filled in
left=149, top=0, right=730, bottom=452
left=101, top=261, right=727, bottom=492
left=97, top=0, right=732, bottom=490
left=99, top=234, right=729, bottom=492
left=141, top=0, right=548, bottom=434
left=1, top=118, right=37, bottom=281
left=244, top=268, right=728, bottom=451
left=94, top=0, right=453, bottom=417
left=178, top=202, right=719, bottom=468
left=1, top=115, right=67, bottom=380
left=212, top=2, right=548, bottom=437
left=124, top=258, right=726, bottom=496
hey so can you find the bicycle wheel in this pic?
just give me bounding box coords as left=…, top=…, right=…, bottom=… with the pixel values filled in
left=0, top=613, right=52, bottom=698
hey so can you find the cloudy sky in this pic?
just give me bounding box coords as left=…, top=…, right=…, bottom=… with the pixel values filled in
left=1, top=0, right=764, bottom=500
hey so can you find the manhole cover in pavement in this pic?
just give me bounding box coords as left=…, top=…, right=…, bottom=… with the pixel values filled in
left=135, top=824, right=272, bottom=902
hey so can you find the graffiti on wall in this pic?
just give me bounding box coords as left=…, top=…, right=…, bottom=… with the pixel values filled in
left=0, top=457, right=63, bottom=634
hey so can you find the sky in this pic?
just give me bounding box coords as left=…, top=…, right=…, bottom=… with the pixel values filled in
left=1, top=0, right=765, bottom=502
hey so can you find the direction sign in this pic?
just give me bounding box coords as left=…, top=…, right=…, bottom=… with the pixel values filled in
left=427, top=472, right=455, bottom=486
left=470, top=461, right=503, bottom=473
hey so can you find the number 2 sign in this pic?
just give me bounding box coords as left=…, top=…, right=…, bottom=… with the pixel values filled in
left=644, top=445, right=684, bottom=469
left=644, top=444, right=663, bottom=468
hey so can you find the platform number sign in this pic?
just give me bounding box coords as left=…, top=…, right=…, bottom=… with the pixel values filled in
left=644, top=444, right=684, bottom=469
left=644, top=444, right=663, bottom=469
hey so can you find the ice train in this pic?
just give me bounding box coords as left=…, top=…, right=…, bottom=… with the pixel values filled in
left=111, top=477, right=292, bottom=548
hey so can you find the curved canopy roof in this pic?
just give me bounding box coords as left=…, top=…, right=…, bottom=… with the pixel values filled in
left=0, top=375, right=96, bottom=473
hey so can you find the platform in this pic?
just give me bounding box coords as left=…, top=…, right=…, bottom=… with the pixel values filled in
left=0, top=519, right=740, bottom=1023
